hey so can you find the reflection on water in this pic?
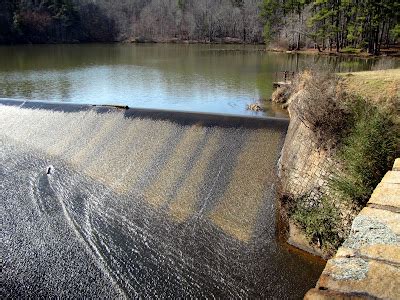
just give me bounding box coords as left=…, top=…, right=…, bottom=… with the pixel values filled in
left=1, top=104, right=324, bottom=298
left=0, top=44, right=395, bottom=117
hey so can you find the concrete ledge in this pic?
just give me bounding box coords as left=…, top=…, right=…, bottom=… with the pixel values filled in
left=393, top=158, right=400, bottom=171
left=368, top=182, right=400, bottom=212
left=0, top=98, right=289, bottom=130
left=381, top=171, right=400, bottom=185
left=306, top=159, right=400, bottom=300
left=305, top=288, right=375, bottom=300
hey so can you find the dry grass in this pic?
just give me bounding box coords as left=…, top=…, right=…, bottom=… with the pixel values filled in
left=339, top=69, right=400, bottom=108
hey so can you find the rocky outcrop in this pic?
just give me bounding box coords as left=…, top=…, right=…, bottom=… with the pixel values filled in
left=305, top=159, right=400, bottom=299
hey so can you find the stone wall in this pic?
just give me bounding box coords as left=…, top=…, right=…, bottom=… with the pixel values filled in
left=277, top=87, right=355, bottom=257
left=305, top=159, right=400, bottom=299
left=278, top=91, right=336, bottom=201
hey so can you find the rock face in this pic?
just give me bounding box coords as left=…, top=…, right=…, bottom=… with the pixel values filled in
left=279, top=97, right=336, bottom=201
left=305, top=159, right=400, bottom=300
left=277, top=83, right=353, bottom=257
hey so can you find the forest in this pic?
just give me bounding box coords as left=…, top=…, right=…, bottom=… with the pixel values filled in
left=0, top=0, right=398, bottom=55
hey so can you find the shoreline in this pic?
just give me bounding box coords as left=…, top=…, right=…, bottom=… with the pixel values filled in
left=267, top=47, right=400, bottom=58
left=127, top=39, right=400, bottom=58
left=1, top=40, right=399, bottom=58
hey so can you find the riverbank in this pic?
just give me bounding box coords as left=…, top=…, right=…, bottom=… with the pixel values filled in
left=274, top=69, right=400, bottom=259
left=124, top=38, right=400, bottom=57
left=267, top=46, right=400, bottom=58
left=126, top=40, right=400, bottom=58
left=125, top=37, right=251, bottom=45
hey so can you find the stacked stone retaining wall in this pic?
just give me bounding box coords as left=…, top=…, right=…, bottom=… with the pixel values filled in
left=278, top=90, right=356, bottom=257
left=305, top=158, right=400, bottom=299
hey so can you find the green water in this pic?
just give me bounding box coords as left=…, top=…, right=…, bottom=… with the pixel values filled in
left=0, top=44, right=395, bottom=117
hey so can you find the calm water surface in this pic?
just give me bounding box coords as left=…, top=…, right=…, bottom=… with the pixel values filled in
left=0, top=44, right=395, bottom=117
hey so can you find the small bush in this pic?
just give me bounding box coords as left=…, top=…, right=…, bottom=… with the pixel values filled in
left=271, top=85, right=291, bottom=105
left=291, top=196, right=342, bottom=250
left=340, top=47, right=362, bottom=54
left=331, top=98, right=400, bottom=206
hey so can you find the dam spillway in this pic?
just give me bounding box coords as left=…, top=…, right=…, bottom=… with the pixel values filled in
left=0, top=100, right=324, bottom=298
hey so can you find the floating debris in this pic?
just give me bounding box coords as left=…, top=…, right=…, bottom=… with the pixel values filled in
left=246, top=103, right=264, bottom=112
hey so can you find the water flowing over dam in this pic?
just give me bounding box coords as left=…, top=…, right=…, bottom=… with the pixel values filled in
left=1, top=99, right=324, bottom=298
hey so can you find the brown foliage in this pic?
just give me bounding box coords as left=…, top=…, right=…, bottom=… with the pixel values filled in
left=271, top=85, right=291, bottom=105
left=291, top=71, right=349, bottom=149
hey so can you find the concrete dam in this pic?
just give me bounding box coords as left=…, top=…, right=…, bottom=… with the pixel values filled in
left=1, top=99, right=324, bottom=298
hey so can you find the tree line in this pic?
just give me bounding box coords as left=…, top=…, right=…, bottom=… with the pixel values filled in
left=0, top=0, right=398, bottom=54
left=261, top=0, right=400, bottom=55
left=0, top=0, right=117, bottom=43
left=0, top=0, right=264, bottom=44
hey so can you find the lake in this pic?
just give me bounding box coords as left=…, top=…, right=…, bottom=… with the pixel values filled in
left=0, top=44, right=395, bottom=117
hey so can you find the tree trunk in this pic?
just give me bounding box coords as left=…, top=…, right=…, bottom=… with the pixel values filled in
left=335, top=0, right=340, bottom=52
left=374, top=27, right=380, bottom=55
left=378, top=22, right=385, bottom=53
